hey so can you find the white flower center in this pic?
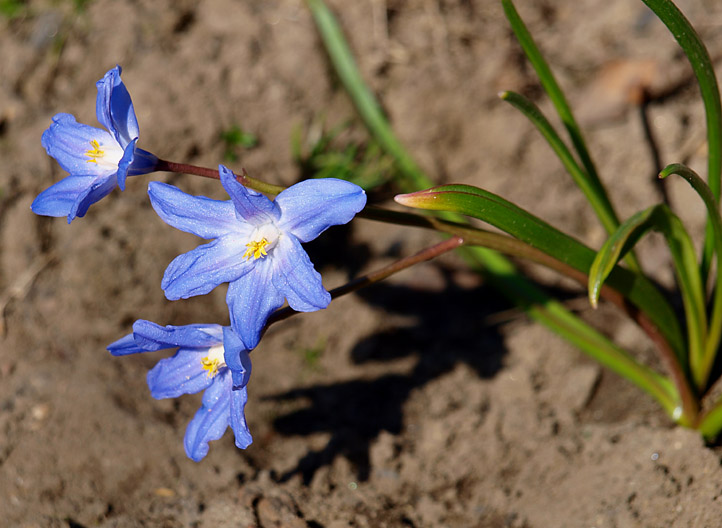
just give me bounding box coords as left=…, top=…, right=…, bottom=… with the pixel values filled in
left=243, top=222, right=281, bottom=260
left=84, top=138, right=123, bottom=170
left=200, top=344, right=226, bottom=378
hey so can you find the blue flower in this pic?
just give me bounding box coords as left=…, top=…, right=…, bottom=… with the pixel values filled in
left=148, top=166, right=367, bottom=348
left=33, top=66, right=157, bottom=223
left=108, top=320, right=253, bottom=462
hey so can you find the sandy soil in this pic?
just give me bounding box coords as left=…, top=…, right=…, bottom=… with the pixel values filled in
left=3, top=0, right=722, bottom=526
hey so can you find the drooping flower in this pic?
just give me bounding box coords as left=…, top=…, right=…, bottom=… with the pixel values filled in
left=108, top=320, right=252, bottom=462
left=148, top=166, right=367, bottom=348
left=32, top=66, right=157, bottom=223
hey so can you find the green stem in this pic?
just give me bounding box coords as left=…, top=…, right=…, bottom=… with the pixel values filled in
left=698, top=400, right=722, bottom=440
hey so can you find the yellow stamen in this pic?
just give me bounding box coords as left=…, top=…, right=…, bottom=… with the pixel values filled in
left=200, top=356, right=220, bottom=378
left=85, top=139, right=105, bottom=163
left=243, top=238, right=270, bottom=260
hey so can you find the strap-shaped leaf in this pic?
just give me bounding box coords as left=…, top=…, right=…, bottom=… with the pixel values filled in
left=500, top=2, right=625, bottom=239
left=309, top=0, right=685, bottom=420
left=501, top=91, right=641, bottom=272
left=589, top=203, right=706, bottom=384
left=661, top=163, right=722, bottom=388
left=641, top=0, right=722, bottom=280
left=395, top=184, right=685, bottom=359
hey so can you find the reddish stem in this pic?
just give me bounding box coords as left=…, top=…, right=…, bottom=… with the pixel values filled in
left=155, top=159, right=285, bottom=195
left=265, top=236, right=465, bottom=328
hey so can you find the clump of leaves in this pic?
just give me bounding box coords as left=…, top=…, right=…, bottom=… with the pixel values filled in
left=0, top=0, right=26, bottom=19
left=220, top=124, right=258, bottom=162
left=292, top=118, right=397, bottom=190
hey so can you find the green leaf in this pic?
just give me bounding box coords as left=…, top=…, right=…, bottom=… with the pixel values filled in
left=641, top=0, right=722, bottom=279
left=698, top=399, right=722, bottom=440
left=587, top=207, right=657, bottom=309
left=588, top=204, right=706, bottom=387
left=395, top=184, right=686, bottom=360
left=661, top=163, right=722, bottom=388
left=500, top=91, right=640, bottom=272
left=500, top=2, right=628, bottom=249
left=309, top=0, right=684, bottom=419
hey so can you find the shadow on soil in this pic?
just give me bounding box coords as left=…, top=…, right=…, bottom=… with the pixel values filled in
left=268, top=263, right=510, bottom=484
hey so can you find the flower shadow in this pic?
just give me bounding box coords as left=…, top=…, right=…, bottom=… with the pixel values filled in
left=267, top=266, right=512, bottom=484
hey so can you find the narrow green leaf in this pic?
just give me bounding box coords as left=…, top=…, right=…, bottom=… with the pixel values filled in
left=698, top=399, right=722, bottom=440
left=641, top=0, right=722, bottom=279
left=309, top=0, right=683, bottom=419
left=500, top=2, right=627, bottom=244
left=495, top=270, right=679, bottom=418
left=306, top=0, right=428, bottom=192
left=588, top=208, right=655, bottom=309
left=588, top=203, right=706, bottom=388
left=395, top=184, right=686, bottom=359
left=661, top=163, right=722, bottom=387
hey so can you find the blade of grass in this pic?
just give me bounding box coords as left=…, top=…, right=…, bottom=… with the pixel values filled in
left=640, top=0, right=722, bottom=280
left=395, top=185, right=686, bottom=360
left=307, top=0, right=685, bottom=419
left=500, top=91, right=634, bottom=264
left=495, top=269, right=680, bottom=419
left=661, top=163, right=722, bottom=388
left=500, top=0, right=639, bottom=273
left=587, top=204, right=706, bottom=388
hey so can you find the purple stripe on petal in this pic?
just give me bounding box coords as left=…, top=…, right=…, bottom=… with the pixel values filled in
left=148, top=182, right=242, bottom=239
left=183, top=372, right=232, bottom=461
left=230, top=385, right=253, bottom=449
left=272, top=234, right=330, bottom=312
left=222, top=326, right=252, bottom=389
left=116, top=138, right=137, bottom=191
left=147, top=348, right=215, bottom=399
left=161, top=236, right=254, bottom=300
left=227, top=259, right=284, bottom=349
left=107, top=333, right=145, bottom=356
left=31, top=175, right=97, bottom=220
left=132, top=320, right=223, bottom=350
left=275, top=178, right=366, bottom=242
left=219, top=165, right=280, bottom=226
left=71, top=173, right=117, bottom=220
left=96, top=66, right=139, bottom=148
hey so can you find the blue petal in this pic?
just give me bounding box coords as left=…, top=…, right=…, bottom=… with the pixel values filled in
left=146, top=348, right=215, bottom=399
left=71, top=172, right=118, bottom=220
left=272, top=234, right=331, bottom=312
left=227, top=259, right=284, bottom=349
left=276, top=178, right=367, bottom=242
left=148, top=181, right=242, bottom=239
left=107, top=333, right=145, bottom=356
left=222, top=326, right=252, bottom=389
left=31, top=174, right=96, bottom=221
left=96, top=66, right=139, bottom=148
left=219, top=165, right=280, bottom=226
left=127, top=147, right=158, bottom=176
left=161, top=236, right=254, bottom=300
left=115, top=138, right=136, bottom=191
left=230, top=385, right=253, bottom=449
left=41, top=113, right=118, bottom=177
left=132, top=320, right=223, bottom=350
left=183, top=372, right=232, bottom=462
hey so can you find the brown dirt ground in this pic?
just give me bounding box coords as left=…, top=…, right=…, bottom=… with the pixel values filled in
left=3, top=0, right=722, bottom=526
